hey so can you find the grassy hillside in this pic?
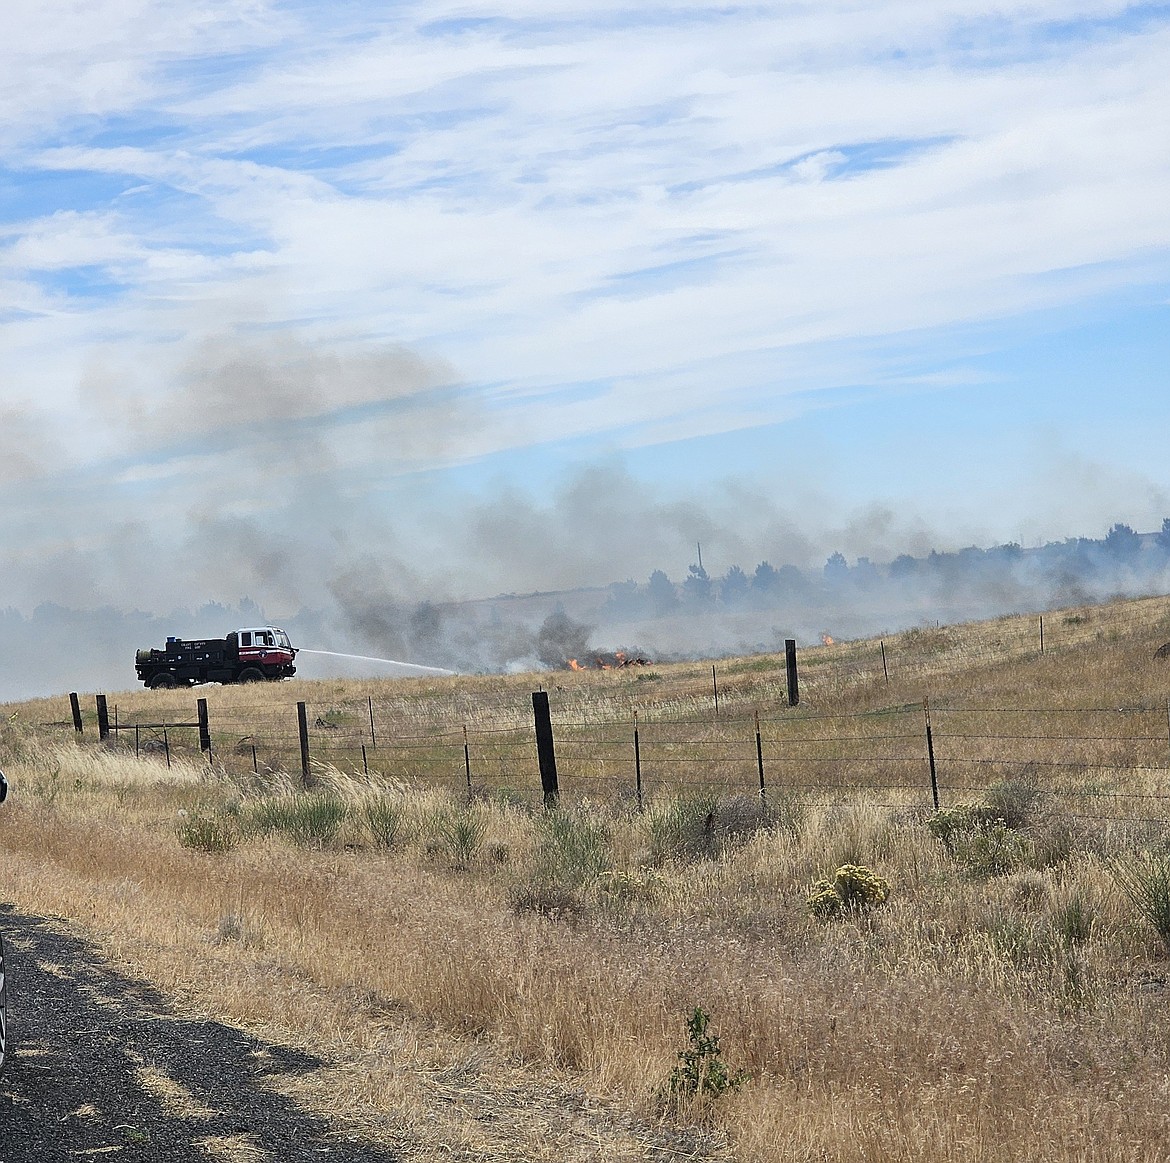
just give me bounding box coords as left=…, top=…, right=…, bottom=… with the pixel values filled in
left=5, top=594, right=1170, bottom=1160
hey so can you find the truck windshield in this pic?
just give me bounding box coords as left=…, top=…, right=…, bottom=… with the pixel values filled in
left=274, top=630, right=292, bottom=650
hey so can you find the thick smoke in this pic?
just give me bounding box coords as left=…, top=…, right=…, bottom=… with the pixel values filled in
left=2, top=333, right=1170, bottom=700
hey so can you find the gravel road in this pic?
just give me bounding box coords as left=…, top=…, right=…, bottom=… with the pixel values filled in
left=0, top=908, right=401, bottom=1162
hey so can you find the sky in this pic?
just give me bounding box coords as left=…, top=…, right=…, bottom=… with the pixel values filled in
left=1, top=0, right=1169, bottom=620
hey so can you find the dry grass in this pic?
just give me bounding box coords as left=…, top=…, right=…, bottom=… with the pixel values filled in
left=6, top=594, right=1170, bottom=1159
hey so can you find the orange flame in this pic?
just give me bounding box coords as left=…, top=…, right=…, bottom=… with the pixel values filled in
left=821, top=634, right=835, bottom=646
left=567, top=659, right=582, bottom=671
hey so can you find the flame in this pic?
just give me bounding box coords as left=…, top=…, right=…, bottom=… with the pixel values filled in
left=567, top=659, right=582, bottom=671
left=821, top=634, right=835, bottom=645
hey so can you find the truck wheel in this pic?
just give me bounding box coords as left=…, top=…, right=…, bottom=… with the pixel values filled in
left=148, top=673, right=177, bottom=689
left=238, top=668, right=265, bottom=683
left=1, top=932, right=8, bottom=1071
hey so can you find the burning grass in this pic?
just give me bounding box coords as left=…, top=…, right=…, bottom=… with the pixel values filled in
left=7, top=593, right=1170, bottom=1158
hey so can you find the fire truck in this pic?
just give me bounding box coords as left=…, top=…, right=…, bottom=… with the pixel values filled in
left=135, top=627, right=297, bottom=688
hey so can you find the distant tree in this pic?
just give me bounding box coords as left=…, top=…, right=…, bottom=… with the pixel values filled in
left=647, top=569, right=678, bottom=616
left=604, top=579, right=641, bottom=616
left=720, top=565, right=750, bottom=605
left=889, top=554, right=918, bottom=578
left=752, top=561, right=779, bottom=592
left=1104, top=522, right=1142, bottom=560
left=852, top=556, right=880, bottom=587
left=776, top=564, right=808, bottom=595
left=683, top=563, right=714, bottom=605
left=1158, top=519, right=1170, bottom=554
left=536, top=611, right=592, bottom=668
left=823, top=552, right=849, bottom=585
left=409, top=601, right=443, bottom=651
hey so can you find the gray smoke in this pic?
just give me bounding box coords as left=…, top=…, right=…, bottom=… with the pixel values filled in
left=2, top=331, right=1169, bottom=699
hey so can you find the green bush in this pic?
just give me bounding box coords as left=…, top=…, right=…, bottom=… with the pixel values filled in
left=927, top=805, right=1028, bottom=879
left=955, top=819, right=1028, bottom=880
left=659, top=1007, right=746, bottom=1112
left=807, top=864, right=890, bottom=919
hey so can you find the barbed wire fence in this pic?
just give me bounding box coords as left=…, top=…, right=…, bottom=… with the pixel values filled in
left=49, top=683, right=1170, bottom=827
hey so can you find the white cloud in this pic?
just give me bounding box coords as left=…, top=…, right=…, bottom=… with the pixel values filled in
left=0, top=1, right=1168, bottom=512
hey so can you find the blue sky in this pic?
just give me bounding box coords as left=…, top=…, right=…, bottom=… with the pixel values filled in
left=1, top=1, right=1169, bottom=613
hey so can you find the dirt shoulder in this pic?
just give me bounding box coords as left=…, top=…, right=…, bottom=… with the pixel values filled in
left=0, top=909, right=730, bottom=1162
left=0, top=908, right=406, bottom=1161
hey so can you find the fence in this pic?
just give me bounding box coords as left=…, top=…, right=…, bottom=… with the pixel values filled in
left=52, top=688, right=1170, bottom=827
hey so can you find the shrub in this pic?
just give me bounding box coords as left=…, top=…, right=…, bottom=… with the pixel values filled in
left=507, top=881, right=588, bottom=923
left=659, top=1007, right=746, bottom=1113
left=176, top=810, right=237, bottom=853
left=1110, top=853, right=1170, bottom=947
left=955, top=819, right=1028, bottom=881
left=927, top=805, right=1028, bottom=879
left=807, top=864, right=890, bottom=919
left=984, top=776, right=1042, bottom=831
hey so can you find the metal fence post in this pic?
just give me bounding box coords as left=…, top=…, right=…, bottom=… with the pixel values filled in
left=755, top=711, right=766, bottom=804
left=924, top=698, right=940, bottom=811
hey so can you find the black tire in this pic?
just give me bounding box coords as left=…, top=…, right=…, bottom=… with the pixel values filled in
left=148, top=672, right=178, bottom=690
left=237, top=668, right=265, bottom=683
left=1, top=932, right=8, bottom=1072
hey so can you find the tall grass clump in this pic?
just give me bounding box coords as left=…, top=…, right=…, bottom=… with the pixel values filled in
left=362, top=795, right=405, bottom=849
left=428, top=803, right=487, bottom=869
left=243, top=793, right=348, bottom=847
left=1111, top=852, right=1170, bottom=947
left=644, top=794, right=719, bottom=864
left=534, top=807, right=610, bottom=886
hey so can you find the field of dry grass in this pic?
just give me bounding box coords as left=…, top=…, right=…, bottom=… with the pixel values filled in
left=6, top=596, right=1170, bottom=1160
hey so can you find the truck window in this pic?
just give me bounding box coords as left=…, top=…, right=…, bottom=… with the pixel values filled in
left=241, top=632, right=252, bottom=647
left=259, top=632, right=274, bottom=647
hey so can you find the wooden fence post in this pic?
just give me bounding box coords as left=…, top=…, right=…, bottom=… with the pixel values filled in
left=532, top=691, right=559, bottom=808
left=96, top=695, right=109, bottom=741
left=785, top=640, right=800, bottom=707
left=69, top=693, right=83, bottom=735
left=197, top=698, right=211, bottom=759
left=297, top=701, right=312, bottom=788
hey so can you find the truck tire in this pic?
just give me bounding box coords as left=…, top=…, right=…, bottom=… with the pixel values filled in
left=148, top=673, right=177, bottom=689
left=1, top=931, right=8, bottom=1071
left=238, top=668, right=265, bottom=683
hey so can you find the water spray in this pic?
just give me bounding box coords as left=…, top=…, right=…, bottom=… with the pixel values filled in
left=298, top=649, right=456, bottom=676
